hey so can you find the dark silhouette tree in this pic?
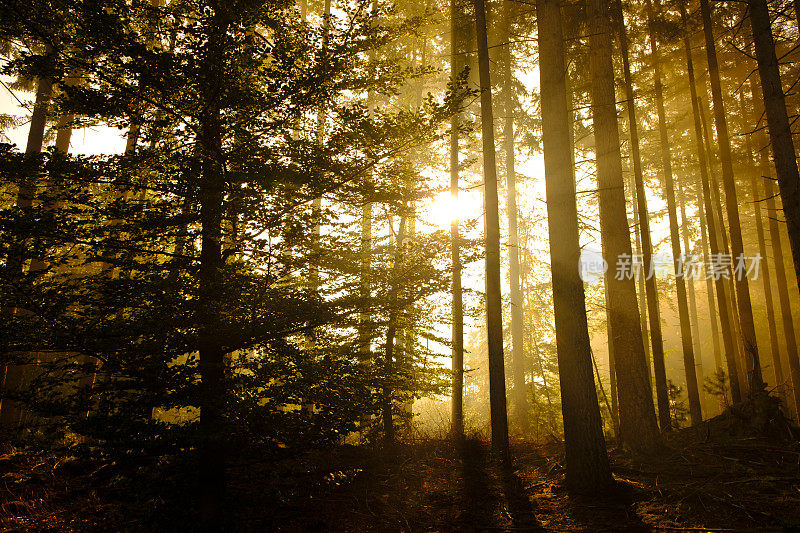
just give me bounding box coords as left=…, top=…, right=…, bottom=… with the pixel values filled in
left=474, top=0, right=510, bottom=463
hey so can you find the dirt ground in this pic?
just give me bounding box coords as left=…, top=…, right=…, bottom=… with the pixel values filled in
left=257, top=435, right=800, bottom=532
left=2, top=427, right=799, bottom=531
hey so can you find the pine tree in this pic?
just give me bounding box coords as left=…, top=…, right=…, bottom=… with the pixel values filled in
left=474, top=0, right=510, bottom=463
left=450, top=0, right=466, bottom=439
left=678, top=181, right=705, bottom=406
left=587, top=0, right=661, bottom=453
left=614, top=0, right=668, bottom=430
left=643, top=0, right=701, bottom=425
left=741, top=83, right=783, bottom=395
left=748, top=0, right=800, bottom=318
left=537, top=0, right=614, bottom=492
left=500, top=0, right=528, bottom=434
left=699, top=0, right=764, bottom=396
left=677, top=6, right=744, bottom=399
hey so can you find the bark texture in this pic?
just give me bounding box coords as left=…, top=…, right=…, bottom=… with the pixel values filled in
left=587, top=0, right=661, bottom=453
left=537, top=0, right=614, bottom=492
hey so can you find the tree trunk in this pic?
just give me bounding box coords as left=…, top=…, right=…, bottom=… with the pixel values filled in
left=614, top=0, right=663, bottom=413
left=196, top=10, right=231, bottom=526
left=749, top=0, right=800, bottom=336
left=399, top=40, right=428, bottom=419
left=300, top=0, right=333, bottom=418
left=696, top=89, right=745, bottom=402
left=500, top=0, right=527, bottom=434
left=358, top=0, right=377, bottom=369
left=699, top=0, right=764, bottom=395
left=679, top=3, right=723, bottom=412
left=678, top=182, right=705, bottom=409
left=450, top=0, right=465, bottom=439
left=197, top=130, right=226, bottom=526
left=644, top=0, right=701, bottom=426
left=707, top=125, right=750, bottom=399
left=606, top=282, right=619, bottom=425
left=626, top=172, right=652, bottom=389
left=474, top=0, right=510, bottom=463
left=310, top=0, right=332, bottom=295
left=680, top=55, right=724, bottom=377
left=359, top=200, right=372, bottom=359
left=697, top=184, right=723, bottom=374
left=764, top=175, right=800, bottom=421
left=741, top=84, right=784, bottom=392
left=745, top=5, right=800, bottom=416
left=703, top=88, right=748, bottom=399
left=587, top=0, right=661, bottom=453
left=537, top=0, right=614, bottom=492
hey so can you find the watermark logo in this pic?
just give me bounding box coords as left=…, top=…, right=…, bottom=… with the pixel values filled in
left=579, top=250, right=608, bottom=282
left=580, top=252, right=762, bottom=282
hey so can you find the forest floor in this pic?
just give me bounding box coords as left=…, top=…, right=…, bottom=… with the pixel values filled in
left=2, top=420, right=800, bottom=531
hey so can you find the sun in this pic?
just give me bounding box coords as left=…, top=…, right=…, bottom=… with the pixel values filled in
left=424, top=189, right=482, bottom=230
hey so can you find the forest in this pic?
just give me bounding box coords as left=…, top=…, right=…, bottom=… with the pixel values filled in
left=1, top=0, right=800, bottom=530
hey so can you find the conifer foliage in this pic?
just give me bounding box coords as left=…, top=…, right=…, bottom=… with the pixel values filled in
left=0, top=0, right=462, bottom=463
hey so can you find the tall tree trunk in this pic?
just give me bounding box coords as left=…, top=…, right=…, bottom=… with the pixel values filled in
left=752, top=161, right=784, bottom=389
left=197, top=131, right=226, bottom=526
left=300, top=0, right=333, bottom=417
left=741, top=84, right=784, bottom=392
left=749, top=0, right=800, bottom=326
left=605, top=281, right=619, bottom=425
left=706, top=100, right=749, bottom=399
left=614, top=0, right=663, bottom=411
left=311, top=0, right=332, bottom=294
left=500, top=0, right=527, bottom=433
left=537, top=0, right=614, bottom=492
left=678, top=8, right=722, bottom=412
left=359, top=200, right=372, bottom=359
left=398, top=40, right=428, bottom=419
left=764, top=174, right=800, bottom=421
left=754, top=155, right=799, bottom=421
left=450, top=0, right=465, bottom=439
left=587, top=0, right=661, bottom=452
left=644, top=0, right=701, bottom=425
left=677, top=37, right=724, bottom=375
left=697, top=182, right=723, bottom=374
left=358, top=1, right=377, bottom=365
left=703, top=88, right=748, bottom=399
left=745, top=7, right=800, bottom=417
left=196, top=10, right=232, bottom=525
left=696, top=90, right=745, bottom=401
left=699, top=0, right=764, bottom=395
left=678, top=182, right=705, bottom=407
left=474, top=0, right=510, bottom=463
left=0, top=72, right=54, bottom=428
left=627, top=173, right=652, bottom=389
